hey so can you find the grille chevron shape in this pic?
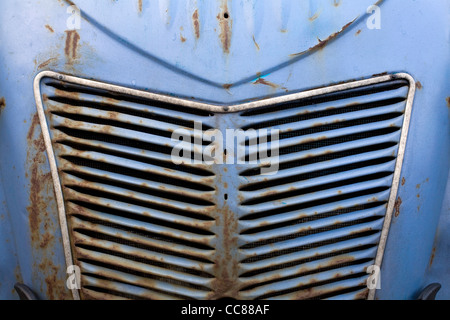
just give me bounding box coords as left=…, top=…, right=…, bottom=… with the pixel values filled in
left=35, top=71, right=414, bottom=300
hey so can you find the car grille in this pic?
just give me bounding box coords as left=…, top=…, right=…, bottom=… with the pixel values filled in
left=35, top=72, right=413, bottom=300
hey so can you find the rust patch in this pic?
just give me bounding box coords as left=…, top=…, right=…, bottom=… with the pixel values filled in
left=192, top=9, right=200, bottom=39
left=0, top=97, right=5, bottom=111
left=355, top=29, right=361, bottom=36
left=429, top=246, right=436, bottom=267
left=217, top=2, right=232, bottom=54
left=64, top=30, right=80, bottom=62
left=446, top=97, right=450, bottom=108
left=252, top=35, right=260, bottom=50
left=138, top=0, right=142, bottom=13
left=290, top=18, right=356, bottom=57
left=180, top=34, right=186, bottom=43
left=401, top=177, right=405, bottom=186
left=45, top=24, right=54, bottom=33
left=333, top=0, right=341, bottom=7
left=394, top=197, right=402, bottom=217
left=38, top=58, right=57, bottom=69
left=27, top=113, right=72, bottom=299
left=253, top=77, right=279, bottom=89
left=222, top=83, right=233, bottom=90
left=416, top=81, right=423, bottom=90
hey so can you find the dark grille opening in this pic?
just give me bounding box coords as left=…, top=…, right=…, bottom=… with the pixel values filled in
left=240, top=142, right=397, bottom=176
left=45, top=80, right=213, bottom=117
left=274, top=127, right=399, bottom=158
left=54, top=126, right=175, bottom=156
left=74, top=230, right=214, bottom=278
left=276, top=113, right=403, bottom=141
left=57, top=139, right=213, bottom=177
left=76, top=244, right=213, bottom=291
left=240, top=187, right=389, bottom=221
left=61, top=156, right=214, bottom=191
left=239, top=258, right=373, bottom=292
left=241, top=230, right=380, bottom=263
left=241, top=172, right=392, bottom=206
left=239, top=216, right=383, bottom=249
left=82, top=274, right=197, bottom=300
left=50, top=110, right=210, bottom=143
left=70, top=211, right=214, bottom=251
left=240, top=79, right=408, bottom=117
left=72, top=215, right=213, bottom=264
left=47, top=95, right=212, bottom=130
left=240, top=157, right=394, bottom=192
left=240, top=203, right=384, bottom=235
left=66, top=194, right=215, bottom=236
left=255, top=272, right=367, bottom=300
left=241, top=98, right=404, bottom=131
left=240, top=244, right=377, bottom=279
left=63, top=169, right=214, bottom=206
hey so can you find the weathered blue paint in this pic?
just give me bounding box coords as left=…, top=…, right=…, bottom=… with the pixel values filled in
left=0, top=0, right=448, bottom=299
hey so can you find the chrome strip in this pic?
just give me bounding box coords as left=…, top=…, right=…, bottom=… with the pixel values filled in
left=33, top=71, right=415, bottom=300
left=368, top=73, right=416, bottom=300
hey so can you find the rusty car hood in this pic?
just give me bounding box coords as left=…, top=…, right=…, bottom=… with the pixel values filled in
left=69, top=0, right=383, bottom=87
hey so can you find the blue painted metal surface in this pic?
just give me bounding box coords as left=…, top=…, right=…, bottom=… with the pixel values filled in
left=0, top=0, right=448, bottom=299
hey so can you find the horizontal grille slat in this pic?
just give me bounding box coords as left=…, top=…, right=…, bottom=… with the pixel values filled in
left=75, top=246, right=213, bottom=290
left=250, top=115, right=404, bottom=156
left=239, top=233, right=381, bottom=273
left=264, top=273, right=371, bottom=300
left=71, top=215, right=214, bottom=260
left=239, top=161, right=395, bottom=202
left=54, top=144, right=214, bottom=186
left=80, top=262, right=210, bottom=300
left=239, top=205, right=386, bottom=245
left=240, top=80, right=408, bottom=118
left=81, top=275, right=184, bottom=300
left=238, top=175, right=393, bottom=215
left=242, top=263, right=371, bottom=300
left=72, top=225, right=214, bottom=276
left=59, top=158, right=214, bottom=200
left=65, top=191, right=216, bottom=248
left=42, top=80, right=214, bottom=121
left=240, top=145, right=398, bottom=182
left=239, top=219, right=384, bottom=260
left=239, top=248, right=376, bottom=293
left=239, top=190, right=391, bottom=231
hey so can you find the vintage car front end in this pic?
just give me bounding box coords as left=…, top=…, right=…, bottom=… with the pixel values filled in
left=0, top=0, right=448, bottom=300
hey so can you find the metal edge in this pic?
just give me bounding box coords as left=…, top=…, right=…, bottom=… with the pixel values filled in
left=368, top=73, right=416, bottom=300
left=33, top=73, right=81, bottom=300
left=33, top=70, right=415, bottom=301
left=36, top=70, right=405, bottom=112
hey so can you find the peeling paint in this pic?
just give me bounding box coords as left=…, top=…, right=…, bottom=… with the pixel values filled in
left=192, top=9, right=200, bottom=39
left=45, top=24, right=54, bottom=33
left=64, top=30, right=80, bottom=63
left=217, top=1, right=232, bottom=54
left=394, top=197, right=402, bottom=217
left=290, top=18, right=356, bottom=57
left=416, top=81, right=423, bottom=90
